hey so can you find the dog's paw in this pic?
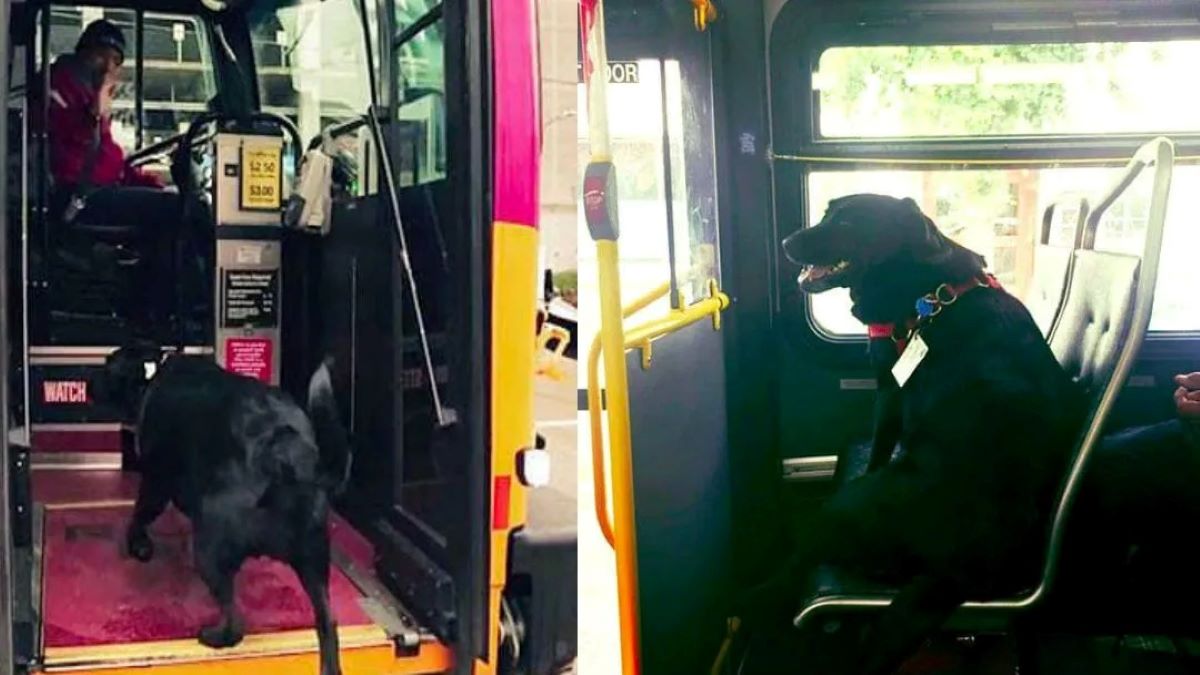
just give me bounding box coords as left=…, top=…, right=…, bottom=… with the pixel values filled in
left=126, top=531, right=154, bottom=562
left=199, top=621, right=245, bottom=649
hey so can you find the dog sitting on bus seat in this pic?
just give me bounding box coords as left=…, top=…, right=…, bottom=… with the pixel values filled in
left=734, top=194, right=1087, bottom=674
left=90, top=342, right=353, bottom=675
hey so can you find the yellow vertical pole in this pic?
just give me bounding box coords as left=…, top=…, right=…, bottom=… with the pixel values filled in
left=580, top=1, right=642, bottom=673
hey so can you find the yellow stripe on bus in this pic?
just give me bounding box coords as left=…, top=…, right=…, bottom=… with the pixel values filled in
left=477, top=221, right=538, bottom=675
left=40, top=627, right=453, bottom=674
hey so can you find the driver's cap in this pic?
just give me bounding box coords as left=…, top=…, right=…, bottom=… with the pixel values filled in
left=76, top=19, right=126, bottom=63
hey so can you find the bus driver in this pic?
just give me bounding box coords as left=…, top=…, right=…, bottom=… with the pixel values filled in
left=38, top=18, right=202, bottom=339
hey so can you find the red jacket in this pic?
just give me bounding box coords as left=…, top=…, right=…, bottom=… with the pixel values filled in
left=38, top=55, right=163, bottom=189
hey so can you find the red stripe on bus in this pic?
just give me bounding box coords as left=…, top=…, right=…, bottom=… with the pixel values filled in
left=492, top=475, right=512, bottom=530
left=491, top=1, right=539, bottom=228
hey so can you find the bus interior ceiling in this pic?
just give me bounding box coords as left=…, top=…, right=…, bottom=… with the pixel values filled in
left=590, top=0, right=1200, bottom=671
left=4, top=1, right=466, bottom=671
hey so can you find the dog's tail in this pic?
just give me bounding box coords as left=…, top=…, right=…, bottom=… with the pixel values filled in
left=307, top=357, right=353, bottom=496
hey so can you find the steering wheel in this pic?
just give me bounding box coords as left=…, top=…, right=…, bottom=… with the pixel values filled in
left=126, top=127, right=215, bottom=167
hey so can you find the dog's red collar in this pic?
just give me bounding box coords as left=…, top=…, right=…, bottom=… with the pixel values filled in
left=868, top=320, right=918, bottom=354
left=867, top=274, right=1003, bottom=354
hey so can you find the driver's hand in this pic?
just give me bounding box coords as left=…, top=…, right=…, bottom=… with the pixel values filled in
left=94, top=72, right=118, bottom=119
left=1175, top=373, right=1200, bottom=420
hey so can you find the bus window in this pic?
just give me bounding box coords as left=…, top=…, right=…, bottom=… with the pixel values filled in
left=385, top=0, right=452, bottom=537
left=814, top=42, right=1200, bottom=138
left=801, top=39, right=1200, bottom=338
left=251, top=0, right=373, bottom=145
left=577, top=58, right=673, bottom=337
left=394, top=6, right=445, bottom=186
left=140, top=14, right=215, bottom=145
left=42, top=7, right=218, bottom=183
left=576, top=55, right=720, bottom=348
left=44, top=8, right=216, bottom=178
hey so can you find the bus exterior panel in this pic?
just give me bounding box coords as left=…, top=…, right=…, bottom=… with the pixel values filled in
left=483, top=0, right=540, bottom=673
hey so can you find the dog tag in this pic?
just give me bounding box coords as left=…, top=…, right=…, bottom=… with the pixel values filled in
left=143, top=362, right=157, bottom=380
left=891, top=333, right=928, bottom=388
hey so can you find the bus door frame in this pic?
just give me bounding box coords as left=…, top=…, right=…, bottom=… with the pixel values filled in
left=338, top=0, right=492, bottom=667
left=1, top=0, right=17, bottom=672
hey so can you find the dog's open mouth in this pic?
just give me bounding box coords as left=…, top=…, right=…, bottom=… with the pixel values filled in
left=797, top=259, right=851, bottom=292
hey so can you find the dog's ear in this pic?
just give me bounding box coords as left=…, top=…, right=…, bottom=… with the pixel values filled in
left=899, top=199, right=987, bottom=277
left=896, top=198, right=952, bottom=261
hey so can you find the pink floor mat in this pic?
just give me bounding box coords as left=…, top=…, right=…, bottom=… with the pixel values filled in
left=42, top=505, right=375, bottom=649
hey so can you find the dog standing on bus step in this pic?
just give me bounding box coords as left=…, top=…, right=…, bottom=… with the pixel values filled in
left=733, top=194, right=1087, bottom=674
left=90, top=342, right=353, bottom=675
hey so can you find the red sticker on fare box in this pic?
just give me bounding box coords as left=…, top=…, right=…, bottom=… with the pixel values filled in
left=225, top=338, right=273, bottom=383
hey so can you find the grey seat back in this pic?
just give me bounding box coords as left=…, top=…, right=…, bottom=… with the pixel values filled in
left=1047, top=250, right=1139, bottom=395
left=1035, top=136, right=1174, bottom=601
left=1029, top=196, right=1088, bottom=340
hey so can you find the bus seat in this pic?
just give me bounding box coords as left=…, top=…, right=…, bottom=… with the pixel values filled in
left=789, top=138, right=1173, bottom=654
left=1027, top=195, right=1088, bottom=339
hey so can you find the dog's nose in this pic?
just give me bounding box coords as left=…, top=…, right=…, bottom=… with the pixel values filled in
left=780, top=230, right=806, bottom=266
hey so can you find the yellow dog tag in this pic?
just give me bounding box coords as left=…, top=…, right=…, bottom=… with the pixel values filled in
left=891, top=333, right=928, bottom=387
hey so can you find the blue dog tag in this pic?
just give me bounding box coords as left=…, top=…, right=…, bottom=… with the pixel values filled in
left=915, top=297, right=936, bottom=319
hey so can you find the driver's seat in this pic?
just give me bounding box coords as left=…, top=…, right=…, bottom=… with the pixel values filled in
left=36, top=184, right=151, bottom=344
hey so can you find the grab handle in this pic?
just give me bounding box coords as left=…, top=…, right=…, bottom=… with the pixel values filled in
left=588, top=282, right=670, bottom=547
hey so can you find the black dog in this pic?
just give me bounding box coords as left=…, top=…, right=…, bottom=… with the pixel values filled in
left=736, top=195, right=1086, bottom=673
left=91, top=343, right=352, bottom=675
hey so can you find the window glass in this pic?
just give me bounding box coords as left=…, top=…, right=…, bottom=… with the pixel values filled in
left=576, top=58, right=675, bottom=362
left=804, top=165, right=1200, bottom=334
left=575, top=55, right=720, bottom=374
left=46, top=7, right=216, bottom=180
left=394, top=11, right=445, bottom=186
left=815, top=41, right=1200, bottom=138
left=395, top=0, right=440, bottom=29
left=250, top=0, right=373, bottom=144
left=250, top=0, right=377, bottom=195
left=141, top=13, right=217, bottom=144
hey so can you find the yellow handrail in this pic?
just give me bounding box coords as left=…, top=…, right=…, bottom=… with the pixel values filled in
left=691, top=0, right=717, bottom=31
left=624, top=282, right=729, bottom=350
left=583, top=0, right=643, bottom=667
left=534, top=322, right=572, bottom=381
left=588, top=282, right=670, bottom=547
left=587, top=272, right=729, bottom=675
left=593, top=240, right=642, bottom=675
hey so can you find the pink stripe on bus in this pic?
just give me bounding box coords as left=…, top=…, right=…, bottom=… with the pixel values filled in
left=491, top=0, right=540, bottom=229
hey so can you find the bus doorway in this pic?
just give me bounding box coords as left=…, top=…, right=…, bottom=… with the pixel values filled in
left=3, top=0, right=560, bottom=673
left=578, top=2, right=731, bottom=674
left=585, top=1, right=1200, bottom=673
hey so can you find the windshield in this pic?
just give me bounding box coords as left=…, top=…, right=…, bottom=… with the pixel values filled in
left=249, top=0, right=375, bottom=145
